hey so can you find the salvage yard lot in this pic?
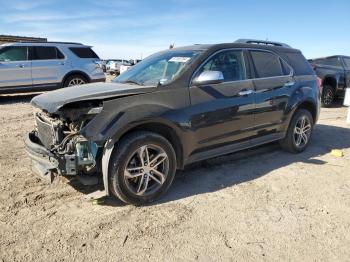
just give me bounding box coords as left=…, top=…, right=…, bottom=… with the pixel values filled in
left=0, top=95, right=349, bottom=261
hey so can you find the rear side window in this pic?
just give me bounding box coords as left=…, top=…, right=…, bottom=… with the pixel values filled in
left=250, top=51, right=284, bottom=78
left=69, top=47, right=99, bottom=58
left=0, top=46, right=27, bottom=61
left=284, top=52, right=314, bottom=75
left=32, top=46, right=64, bottom=60
left=343, top=57, right=350, bottom=68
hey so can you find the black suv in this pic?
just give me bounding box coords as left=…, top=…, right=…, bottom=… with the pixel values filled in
left=25, top=39, right=320, bottom=205
left=308, top=55, right=350, bottom=107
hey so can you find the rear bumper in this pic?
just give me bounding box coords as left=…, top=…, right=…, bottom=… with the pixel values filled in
left=24, top=131, right=58, bottom=183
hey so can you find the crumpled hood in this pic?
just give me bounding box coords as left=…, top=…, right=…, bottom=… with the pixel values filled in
left=31, top=82, right=156, bottom=113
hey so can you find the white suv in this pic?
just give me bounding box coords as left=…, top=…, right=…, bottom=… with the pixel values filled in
left=0, top=41, right=105, bottom=93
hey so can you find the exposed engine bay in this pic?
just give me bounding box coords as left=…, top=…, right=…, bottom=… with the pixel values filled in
left=32, top=104, right=101, bottom=176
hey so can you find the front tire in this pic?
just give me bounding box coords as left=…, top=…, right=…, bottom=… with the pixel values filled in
left=108, top=131, right=177, bottom=205
left=280, top=109, right=314, bottom=153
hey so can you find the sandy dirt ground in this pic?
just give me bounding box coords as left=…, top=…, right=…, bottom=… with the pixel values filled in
left=0, top=89, right=349, bottom=261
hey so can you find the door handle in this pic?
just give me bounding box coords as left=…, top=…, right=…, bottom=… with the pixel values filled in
left=284, top=81, right=295, bottom=87
left=238, top=89, right=254, bottom=96
left=59, top=62, right=65, bottom=65
left=17, top=64, right=25, bottom=68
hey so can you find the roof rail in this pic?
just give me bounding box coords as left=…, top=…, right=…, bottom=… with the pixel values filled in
left=17, top=41, right=83, bottom=45
left=235, top=39, right=291, bottom=48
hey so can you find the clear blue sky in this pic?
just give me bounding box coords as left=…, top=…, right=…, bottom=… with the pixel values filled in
left=1, top=0, right=350, bottom=59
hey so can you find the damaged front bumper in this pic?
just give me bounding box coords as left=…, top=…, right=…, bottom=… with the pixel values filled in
left=24, top=131, right=97, bottom=182
left=24, top=131, right=59, bottom=183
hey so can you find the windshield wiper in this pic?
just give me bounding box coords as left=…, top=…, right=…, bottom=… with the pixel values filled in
left=120, top=80, right=142, bottom=86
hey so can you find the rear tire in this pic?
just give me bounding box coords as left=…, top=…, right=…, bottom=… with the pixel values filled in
left=63, top=75, right=87, bottom=87
left=280, top=109, right=314, bottom=153
left=321, top=85, right=335, bottom=107
left=108, top=131, right=177, bottom=205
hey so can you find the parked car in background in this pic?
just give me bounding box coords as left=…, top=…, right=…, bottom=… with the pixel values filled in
left=119, top=64, right=131, bottom=75
left=105, top=60, right=113, bottom=72
left=0, top=41, right=105, bottom=93
left=25, top=39, right=320, bottom=205
left=308, top=55, right=350, bottom=107
left=101, top=59, right=117, bottom=72
left=99, top=60, right=107, bottom=72
left=120, top=59, right=142, bottom=74
left=107, top=59, right=131, bottom=75
left=129, top=59, right=142, bottom=65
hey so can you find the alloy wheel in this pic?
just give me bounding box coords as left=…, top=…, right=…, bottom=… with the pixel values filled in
left=323, top=88, right=334, bottom=106
left=123, top=144, right=169, bottom=196
left=68, top=78, right=86, bottom=87
left=293, top=115, right=312, bottom=148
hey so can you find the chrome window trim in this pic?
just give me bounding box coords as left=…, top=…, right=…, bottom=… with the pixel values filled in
left=189, top=48, right=295, bottom=87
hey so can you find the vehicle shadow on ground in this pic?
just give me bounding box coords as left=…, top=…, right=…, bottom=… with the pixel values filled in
left=0, top=94, right=38, bottom=105
left=97, top=123, right=350, bottom=207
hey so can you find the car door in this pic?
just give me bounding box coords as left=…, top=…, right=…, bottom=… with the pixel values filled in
left=31, top=46, right=67, bottom=88
left=341, top=57, right=350, bottom=88
left=248, top=49, right=295, bottom=136
left=0, top=46, right=32, bottom=88
left=189, top=49, right=255, bottom=153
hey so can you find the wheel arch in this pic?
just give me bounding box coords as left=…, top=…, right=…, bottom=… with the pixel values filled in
left=283, top=98, right=318, bottom=134
left=295, top=100, right=317, bottom=123
left=61, top=70, right=91, bottom=87
left=115, top=121, right=184, bottom=170
left=322, top=75, right=337, bottom=91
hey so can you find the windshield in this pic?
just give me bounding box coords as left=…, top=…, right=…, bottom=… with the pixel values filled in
left=113, top=50, right=202, bottom=86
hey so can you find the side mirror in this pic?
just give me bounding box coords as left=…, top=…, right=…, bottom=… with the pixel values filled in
left=192, top=71, right=224, bottom=85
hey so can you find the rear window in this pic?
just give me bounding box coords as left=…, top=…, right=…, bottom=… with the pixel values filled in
left=250, top=51, right=284, bottom=78
left=32, top=46, right=64, bottom=60
left=69, top=47, right=99, bottom=58
left=284, top=52, right=314, bottom=75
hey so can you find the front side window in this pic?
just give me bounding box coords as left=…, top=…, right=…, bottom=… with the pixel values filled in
left=195, top=50, right=246, bottom=82
left=250, top=51, right=284, bottom=78
left=0, top=46, right=27, bottom=61
left=114, top=50, right=202, bottom=86
left=32, top=46, right=64, bottom=60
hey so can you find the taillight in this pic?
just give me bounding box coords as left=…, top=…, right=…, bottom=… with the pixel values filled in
left=311, top=64, right=317, bottom=71
left=94, top=61, right=102, bottom=69
left=316, top=77, right=323, bottom=93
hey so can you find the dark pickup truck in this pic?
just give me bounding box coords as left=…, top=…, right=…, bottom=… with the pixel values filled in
left=308, top=55, right=350, bottom=107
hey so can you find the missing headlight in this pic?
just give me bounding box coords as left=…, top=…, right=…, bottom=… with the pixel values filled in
left=75, top=139, right=98, bottom=167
